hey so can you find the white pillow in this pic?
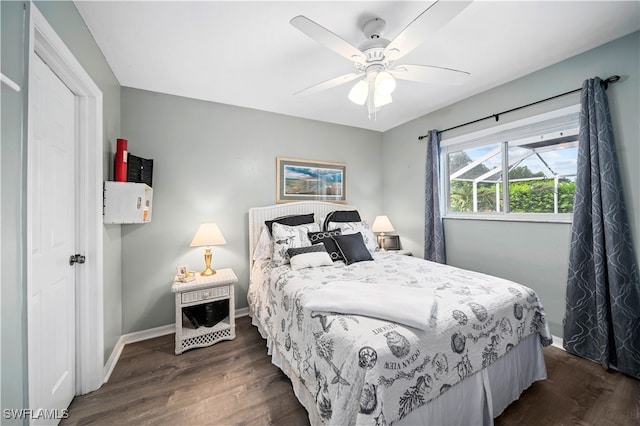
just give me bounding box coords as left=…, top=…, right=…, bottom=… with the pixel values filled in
left=253, top=225, right=273, bottom=260
left=271, top=222, right=320, bottom=265
left=288, top=245, right=333, bottom=270
left=327, top=220, right=379, bottom=253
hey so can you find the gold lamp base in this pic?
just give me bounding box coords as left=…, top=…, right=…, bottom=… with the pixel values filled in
left=201, top=267, right=217, bottom=276
left=200, top=248, right=217, bottom=276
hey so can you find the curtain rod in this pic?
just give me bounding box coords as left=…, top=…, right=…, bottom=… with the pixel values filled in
left=417, top=75, right=621, bottom=141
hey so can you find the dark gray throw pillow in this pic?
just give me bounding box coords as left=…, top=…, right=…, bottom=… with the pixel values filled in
left=308, top=229, right=343, bottom=261
left=323, top=210, right=361, bottom=231
left=331, top=232, right=373, bottom=265
left=265, top=213, right=314, bottom=235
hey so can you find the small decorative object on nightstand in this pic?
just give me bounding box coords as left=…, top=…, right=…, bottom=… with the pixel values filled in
left=172, top=268, right=237, bottom=354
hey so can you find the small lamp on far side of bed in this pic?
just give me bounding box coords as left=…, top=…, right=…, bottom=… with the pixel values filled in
left=371, top=215, right=395, bottom=250
left=190, top=223, right=227, bottom=276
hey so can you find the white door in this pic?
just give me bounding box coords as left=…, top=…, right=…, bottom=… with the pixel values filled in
left=28, top=54, right=76, bottom=423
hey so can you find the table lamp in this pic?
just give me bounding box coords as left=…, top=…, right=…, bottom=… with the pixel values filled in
left=190, top=223, right=227, bottom=276
left=371, top=215, right=395, bottom=249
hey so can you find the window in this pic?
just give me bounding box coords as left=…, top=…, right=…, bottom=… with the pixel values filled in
left=441, top=105, right=579, bottom=221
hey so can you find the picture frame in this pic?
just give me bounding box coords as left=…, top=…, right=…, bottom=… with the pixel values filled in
left=276, top=157, right=346, bottom=203
left=176, top=264, right=195, bottom=282
left=176, top=264, right=188, bottom=277
left=378, top=235, right=401, bottom=251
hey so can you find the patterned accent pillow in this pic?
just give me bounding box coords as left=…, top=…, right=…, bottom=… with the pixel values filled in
left=287, top=244, right=333, bottom=270
left=308, top=229, right=343, bottom=261
left=327, top=221, right=379, bottom=253
left=331, top=232, right=373, bottom=265
left=271, top=222, right=320, bottom=266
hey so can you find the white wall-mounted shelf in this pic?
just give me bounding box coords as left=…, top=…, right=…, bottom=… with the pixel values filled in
left=103, top=181, right=152, bottom=224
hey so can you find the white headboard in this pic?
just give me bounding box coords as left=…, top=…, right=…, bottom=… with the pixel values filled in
left=248, top=201, right=357, bottom=267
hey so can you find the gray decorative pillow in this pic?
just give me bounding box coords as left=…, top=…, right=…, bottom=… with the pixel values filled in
left=287, top=244, right=333, bottom=270
left=327, top=221, right=379, bottom=253
left=271, top=222, right=320, bottom=266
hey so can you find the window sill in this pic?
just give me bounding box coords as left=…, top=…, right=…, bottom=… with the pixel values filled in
left=443, top=213, right=572, bottom=224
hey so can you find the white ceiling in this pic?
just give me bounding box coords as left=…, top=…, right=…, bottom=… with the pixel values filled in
left=74, top=1, right=639, bottom=132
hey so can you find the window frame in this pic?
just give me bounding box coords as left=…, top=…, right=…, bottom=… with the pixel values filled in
left=440, top=104, right=580, bottom=223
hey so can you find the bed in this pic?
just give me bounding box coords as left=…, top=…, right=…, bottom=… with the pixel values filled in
left=247, top=201, right=552, bottom=425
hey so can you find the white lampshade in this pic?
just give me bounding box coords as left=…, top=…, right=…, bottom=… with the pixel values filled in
left=348, top=80, right=369, bottom=105
left=190, top=223, right=227, bottom=247
left=371, top=215, right=395, bottom=233
left=375, top=71, right=396, bottom=96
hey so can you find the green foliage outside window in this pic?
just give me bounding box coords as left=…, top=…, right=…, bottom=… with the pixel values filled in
left=509, top=179, right=575, bottom=213
left=449, top=179, right=575, bottom=213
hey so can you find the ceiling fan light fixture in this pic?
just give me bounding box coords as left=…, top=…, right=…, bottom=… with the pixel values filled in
left=348, top=80, right=369, bottom=105
left=375, top=71, right=396, bottom=96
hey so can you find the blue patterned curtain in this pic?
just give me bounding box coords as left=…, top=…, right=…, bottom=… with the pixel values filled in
left=564, top=77, right=640, bottom=378
left=424, top=130, right=445, bottom=263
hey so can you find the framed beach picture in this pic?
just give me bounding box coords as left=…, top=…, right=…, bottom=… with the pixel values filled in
left=276, top=157, right=346, bottom=203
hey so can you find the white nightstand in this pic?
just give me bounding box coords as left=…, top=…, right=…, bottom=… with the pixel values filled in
left=171, top=268, right=237, bottom=355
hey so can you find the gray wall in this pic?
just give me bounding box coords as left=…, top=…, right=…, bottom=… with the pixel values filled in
left=1, top=0, right=122, bottom=415
left=382, top=31, right=640, bottom=337
left=120, top=88, right=383, bottom=333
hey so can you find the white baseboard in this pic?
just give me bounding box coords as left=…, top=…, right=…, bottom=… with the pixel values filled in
left=551, top=334, right=564, bottom=350
left=103, top=338, right=124, bottom=383
left=103, top=308, right=250, bottom=383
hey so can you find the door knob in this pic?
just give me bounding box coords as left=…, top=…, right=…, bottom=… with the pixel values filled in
left=69, top=254, right=86, bottom=265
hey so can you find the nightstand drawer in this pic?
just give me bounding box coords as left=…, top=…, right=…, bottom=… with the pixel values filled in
left=181, top=285, right=229, bottom=304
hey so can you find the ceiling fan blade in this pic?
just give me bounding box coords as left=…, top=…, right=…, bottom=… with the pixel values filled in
left=384, top=1, right=472, bottom=62
left=291, top=15, right=366, bottom=64
left=391, top=64, right=470, bottom=85
left=294, top=72, right=362, bottom=96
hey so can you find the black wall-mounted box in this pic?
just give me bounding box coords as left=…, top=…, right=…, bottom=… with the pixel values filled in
left=127, top=154, right=153, bottom=187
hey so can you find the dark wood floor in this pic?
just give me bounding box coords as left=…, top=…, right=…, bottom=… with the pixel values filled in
left=62, top=316, right=639, bottom=426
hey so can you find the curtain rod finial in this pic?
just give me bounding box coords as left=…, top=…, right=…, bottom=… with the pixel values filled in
left=601, top=75, right=621, bottom=90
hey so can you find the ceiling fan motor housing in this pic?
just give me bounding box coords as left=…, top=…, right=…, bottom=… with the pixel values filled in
left=359, top=18, right=391, bottom=65
left=363, top=17, right=385, bottom=39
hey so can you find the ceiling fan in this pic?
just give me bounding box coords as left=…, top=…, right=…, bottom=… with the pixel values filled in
left=290, top=0, right=472, bottom=118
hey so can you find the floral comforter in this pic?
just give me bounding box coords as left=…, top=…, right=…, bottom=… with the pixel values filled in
left=248, top=252, right=552, bottom=425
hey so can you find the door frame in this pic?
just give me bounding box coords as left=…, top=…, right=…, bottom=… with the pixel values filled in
left=27, top=3, right=104, bottom=398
